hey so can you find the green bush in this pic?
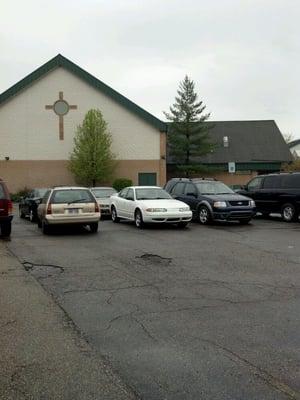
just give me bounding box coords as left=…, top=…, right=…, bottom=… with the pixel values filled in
left=112, top=178, right=133, bottom=192
left=10, top=187, right=31, bottom=202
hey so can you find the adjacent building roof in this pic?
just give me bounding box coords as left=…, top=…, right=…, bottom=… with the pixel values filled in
left=288, top=138, right=300, bottom=148
left=168, top=120, right=293, bottom=165
left=0, top=54, right=167, bottom=132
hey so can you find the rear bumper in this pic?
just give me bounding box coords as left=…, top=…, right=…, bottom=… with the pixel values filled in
left=0, top=215, right=13, bottom=223
left=99, top=207, right=111, bottom=215
left=213, top=208, right=256, bottom=221
left=45, top=213, right=100, bottom=225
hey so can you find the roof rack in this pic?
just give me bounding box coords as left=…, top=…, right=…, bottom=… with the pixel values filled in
left=171, top=177, right=217, bottom=182
left=192, top=177, right=217, bottom=181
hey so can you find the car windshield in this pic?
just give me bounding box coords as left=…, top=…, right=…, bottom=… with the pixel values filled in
left=136, top=188, right=172, bottom=200
left=51, top=189, right=95, bottom=204
left=195, top=182, right=234, bottom=195
left=92, top=188, right=116, bottom=198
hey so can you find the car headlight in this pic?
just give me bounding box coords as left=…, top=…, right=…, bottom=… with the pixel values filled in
left=250, top=200, right=256, bottom=207
left=179, top=207, right=190, bottom=212
left=213, top=201, right=227, bottom=208
left=145, top=208, right=167, bottom=212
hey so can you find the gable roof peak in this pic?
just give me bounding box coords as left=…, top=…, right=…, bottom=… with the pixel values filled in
left=0, top=54, right=166, bottom=132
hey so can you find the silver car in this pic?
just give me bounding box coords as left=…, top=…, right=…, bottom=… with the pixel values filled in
left=90, top=187, right=117, bottom=217
left=37, top=187, right=101, bottom=234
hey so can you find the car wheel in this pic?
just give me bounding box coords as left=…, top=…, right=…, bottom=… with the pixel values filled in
left=198, top=205, right=212, bottom=225
left=90, top=222, right=98, bottom=233
left=111, top=206, right=120, bottom=223
left=29, top=209, right=36, bottom=223
left=135, top=209, right=144, bottom=229
left=281, top=203, right=297, bottom=222
left=19, top=206, right=25, bottom=219
left=1, top=222, right=11, bottom=237
left=177, top=222, right=188, bottom=229
left=42, top=219, right=50, bottom=234
left=239, top=218, right=252, bottom=225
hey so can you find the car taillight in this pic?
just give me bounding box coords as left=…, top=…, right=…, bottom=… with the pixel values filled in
left=47, top=203, right=52, bottom=214
left=95, top=202, right=100, bottom=213
left=0, top=199, right=12, bottom=215
left=7, top=200, right=13, bottom=214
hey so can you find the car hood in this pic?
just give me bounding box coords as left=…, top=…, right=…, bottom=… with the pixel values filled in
left=202, top=194, right=252, bottom=202
left=138, top=199, right=189, bottom=209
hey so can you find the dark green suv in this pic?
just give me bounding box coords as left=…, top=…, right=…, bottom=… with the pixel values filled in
left=164, top=178, right=256, bottom=224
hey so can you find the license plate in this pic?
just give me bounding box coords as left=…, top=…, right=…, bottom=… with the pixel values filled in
left=68, top=208, right=79, bottom=214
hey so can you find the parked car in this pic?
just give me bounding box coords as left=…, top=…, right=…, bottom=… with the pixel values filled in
left=19, top=188, right=49, bottom=222
left=110, top=186, right=192, bottom=228
left=0, top=179, right=13, bottom=237
left=90, top=187, right=117, bottom=217
left=164, top=178, right=256, bottom=225
left=37, top=187, right=101, bottom=234
left=238, top=172, right=300, bottom=222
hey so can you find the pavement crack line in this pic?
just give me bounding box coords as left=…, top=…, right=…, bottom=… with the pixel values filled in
left=132, top=317, right=157, bottom=342
left=22, top=260, right=64, bottom=272
left=63, top=283, right=153, bottom=296
left=201, top=339, right=300, bottom=400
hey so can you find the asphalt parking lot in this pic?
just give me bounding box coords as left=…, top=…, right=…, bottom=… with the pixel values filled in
left=8, top=215, right=300, bottom=400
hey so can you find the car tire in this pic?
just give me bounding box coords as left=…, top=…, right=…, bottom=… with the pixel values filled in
left=111, top=206, right=120, bottom=223
left=135, top=209, right=144, bottom=229
left=281, top=203, right=297, bottom=222
left=239, top=218, right=252, bottom=225
left=1, top=222, right=11, bottom=237
left=19, top=207, right=25, bottom=219
left=198, top=205, right=212, bottom=225
left=90, top=222, right=98, bottom=233
left=42, top=219, right=50, bottom=234
left=177, top=222, right=188, bottom=229
left=29, top=209, right=36, bottom=223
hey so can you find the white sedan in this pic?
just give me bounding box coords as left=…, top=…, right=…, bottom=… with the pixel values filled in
left=110, top=186, right=192, bottom=228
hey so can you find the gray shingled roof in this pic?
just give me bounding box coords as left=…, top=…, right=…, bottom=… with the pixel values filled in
left=167, top=120, right=293, bottom=164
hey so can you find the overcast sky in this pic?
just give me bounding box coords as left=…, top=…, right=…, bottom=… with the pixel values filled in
left=1, top=0, right=299, bottom=139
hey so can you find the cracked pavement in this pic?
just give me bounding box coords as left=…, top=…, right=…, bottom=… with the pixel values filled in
left=8, top=214, right=300, bottom=399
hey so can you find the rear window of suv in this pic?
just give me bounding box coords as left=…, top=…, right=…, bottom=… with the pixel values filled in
left=0, top=185, right=5, bottom=198
left=282, top=174, right=300, bottom=189
left=263, top=176, right=282, bottom=189
left=51, top=189, right=95, bottom=204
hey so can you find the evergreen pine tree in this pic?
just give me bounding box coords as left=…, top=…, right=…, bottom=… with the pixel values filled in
left=164, top=76, right=215, bottom=176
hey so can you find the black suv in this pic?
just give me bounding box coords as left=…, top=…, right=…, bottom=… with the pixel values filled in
left=238, top=172, right=300, bottom=222
left=19, top=188, right=49, bottom=222
left=164, top=178, right=256, bottom=224
left=0, top=179, right=13, bottom=237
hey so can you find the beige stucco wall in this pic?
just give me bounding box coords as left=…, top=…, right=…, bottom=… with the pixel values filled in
left=0, top=67, right=161, bottom=161
left=0, top=160, right=165, bottom=193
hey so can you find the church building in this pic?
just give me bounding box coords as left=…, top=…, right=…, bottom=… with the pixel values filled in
left=0, top=54, right=167, bottom=193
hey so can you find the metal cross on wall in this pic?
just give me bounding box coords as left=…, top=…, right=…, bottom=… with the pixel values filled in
left=45, top=91, right=77, bottom=140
